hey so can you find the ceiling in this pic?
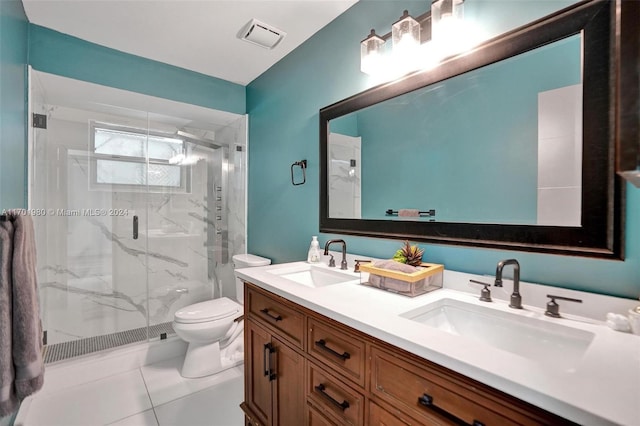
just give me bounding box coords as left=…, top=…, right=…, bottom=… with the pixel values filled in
left=22, top=0, right=358, bottom=86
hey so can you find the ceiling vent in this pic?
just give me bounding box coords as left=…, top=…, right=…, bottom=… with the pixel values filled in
left=238, top=19, right=286, bottom=49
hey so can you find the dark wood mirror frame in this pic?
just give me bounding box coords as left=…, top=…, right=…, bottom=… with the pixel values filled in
left=320, top=0, right=626, bottom=259
left=617, top=0, right=640, bottom=186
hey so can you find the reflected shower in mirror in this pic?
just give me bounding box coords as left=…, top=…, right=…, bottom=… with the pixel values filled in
left=329, top=34, right=582, bottom=226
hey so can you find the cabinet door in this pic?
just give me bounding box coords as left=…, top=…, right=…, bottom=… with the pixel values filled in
left=245, top=320, right=272, bottom=426
left=272, top=336, right=304, bottom=426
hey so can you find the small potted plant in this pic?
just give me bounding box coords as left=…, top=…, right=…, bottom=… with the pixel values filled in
left=359, top=241, right=444, bottom=297
left=392, top=240, right=425, bottom=267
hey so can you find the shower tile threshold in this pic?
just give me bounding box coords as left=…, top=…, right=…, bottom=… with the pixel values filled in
left=16, top=336, right=244, bottom=425
left=44, top=322, right=176, bottom=364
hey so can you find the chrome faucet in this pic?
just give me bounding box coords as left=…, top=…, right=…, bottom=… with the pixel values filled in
left=323, top=239, right=348, bottom=270
left=495, top=259, right=522, bottom=309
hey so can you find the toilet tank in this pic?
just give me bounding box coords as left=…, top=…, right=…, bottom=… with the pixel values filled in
left=233, top=254, right=271, bottom=304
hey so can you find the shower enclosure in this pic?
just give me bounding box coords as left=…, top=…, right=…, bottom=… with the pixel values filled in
left=28, top=71, right=247, bottom=361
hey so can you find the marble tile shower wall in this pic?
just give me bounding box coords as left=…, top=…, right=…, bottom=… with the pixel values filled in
left=31, top=105, right=246, bottom=345
left=213, top=120, right=247, bottom=301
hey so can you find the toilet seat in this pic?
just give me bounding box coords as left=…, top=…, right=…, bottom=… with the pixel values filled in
left=174, top=297, right=241, bottom=324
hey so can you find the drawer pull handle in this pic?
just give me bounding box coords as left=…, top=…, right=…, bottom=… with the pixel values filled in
left=315, top=339, right=351, bottom=361
left=260, top=308, right=283, bottom=322
left=418, top=393, right=433, bottom=406
left=418, top=393, right=484, bottom=426
left=315, top=384, right=350, bottom=411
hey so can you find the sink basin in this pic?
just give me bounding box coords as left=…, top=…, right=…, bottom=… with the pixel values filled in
left=267, top=264, right=359, bottom=288
left=401, top=298, right=595, bottom=370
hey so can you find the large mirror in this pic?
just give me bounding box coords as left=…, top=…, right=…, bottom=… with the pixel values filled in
left=320, top=0, right=624, bottom=259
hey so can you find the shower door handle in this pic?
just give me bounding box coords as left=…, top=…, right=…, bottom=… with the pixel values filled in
left=133, top=215, right=138, bottom=240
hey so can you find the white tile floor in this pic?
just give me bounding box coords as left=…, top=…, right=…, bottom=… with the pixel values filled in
left=16, top=355, right=245, bottom=426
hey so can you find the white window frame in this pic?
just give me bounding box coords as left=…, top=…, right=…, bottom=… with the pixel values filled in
left=89, top=121, right=191, bottom=193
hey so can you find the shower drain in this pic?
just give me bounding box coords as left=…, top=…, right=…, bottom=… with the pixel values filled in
left=43, top=322, right=175, bottom=364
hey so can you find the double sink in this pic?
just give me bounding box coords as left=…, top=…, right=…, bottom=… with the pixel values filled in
left=266, top=263, right=595, bottom=370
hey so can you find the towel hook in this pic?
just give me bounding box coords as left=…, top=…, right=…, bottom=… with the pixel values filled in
left=291, top=159, right=307, bottom=186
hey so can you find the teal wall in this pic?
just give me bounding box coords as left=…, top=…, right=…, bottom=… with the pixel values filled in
left=28, top=25, right=245, bottom=114
left=247, top=0, right=640, bottom=299
left=358, top=36, right=580, bottom=222
left=0, top=0, right=28, bottom=210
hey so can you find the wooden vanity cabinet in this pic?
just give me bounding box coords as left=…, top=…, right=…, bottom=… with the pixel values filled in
left=243, top=287, right=305, bottom=426
left=241, top=283, right=577, bottom=426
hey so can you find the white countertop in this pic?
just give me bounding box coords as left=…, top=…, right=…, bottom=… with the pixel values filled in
left=236, top=257, right=640, bottom=426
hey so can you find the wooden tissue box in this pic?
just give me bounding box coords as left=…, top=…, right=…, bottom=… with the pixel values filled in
left=359, top=262, right=444, bottom=297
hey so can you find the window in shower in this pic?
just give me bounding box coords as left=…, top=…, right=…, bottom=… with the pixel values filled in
left=90, top=122, right=191, bottom=192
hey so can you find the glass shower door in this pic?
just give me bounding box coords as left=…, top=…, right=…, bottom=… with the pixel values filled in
left=64, top=121, right=150, bottom=343
left=144, top=128, right=225, bottom=332
left=29, top=90, right=149, bottom=353
left=89, top=119, right=152, bottom=342
left=144, top=115, right=249, bottom=333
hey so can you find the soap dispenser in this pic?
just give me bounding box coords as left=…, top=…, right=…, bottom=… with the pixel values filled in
left=307, top=236, right=321, bottom=263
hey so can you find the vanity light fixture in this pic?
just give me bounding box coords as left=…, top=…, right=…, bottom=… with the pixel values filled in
left=360, top=0, right=471, bottom=78
left=392, top=10, right=421, bottom=70
left=431, top=0, right=464, bottom=41
left=432, top=0, right=469, bottom=55
left=360, top=29, right=386, bottom=75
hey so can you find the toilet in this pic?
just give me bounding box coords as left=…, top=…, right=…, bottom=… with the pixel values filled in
left=173, top=253, right=271, bottom=378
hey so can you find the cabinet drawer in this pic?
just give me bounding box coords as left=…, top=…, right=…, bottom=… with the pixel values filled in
left=369, top=400, right=454, bottom=426
left=370, top=346, right=553, bottom=426
left=307, top=362, right=365, bottom=426
left=247, top=286, right=304, bottom=349
left=307, top=403, right=339, bottom=426
left=308, top=316, right=366, bottom=387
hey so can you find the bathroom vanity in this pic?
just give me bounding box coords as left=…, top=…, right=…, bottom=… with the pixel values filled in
left=237, top=262, right=640, bottom=426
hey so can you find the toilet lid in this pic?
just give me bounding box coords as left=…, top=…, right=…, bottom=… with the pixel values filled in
left=174, top=297, right=241, bottom=324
